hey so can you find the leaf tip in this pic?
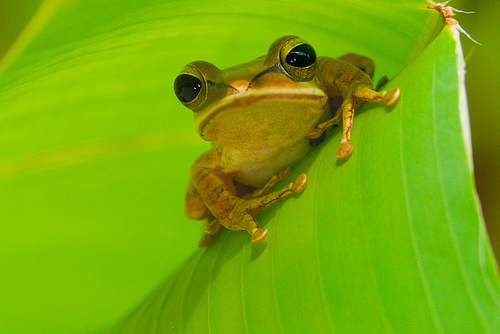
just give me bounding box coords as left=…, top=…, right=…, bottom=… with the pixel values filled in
left=424, top=0, right=482, bottom=45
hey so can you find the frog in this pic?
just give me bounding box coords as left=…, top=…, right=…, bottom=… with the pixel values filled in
left=174, top=35, right=400, bottom=247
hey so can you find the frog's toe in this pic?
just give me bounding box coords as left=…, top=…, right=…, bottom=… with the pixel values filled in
left=204, top=219, right=221, bottom=235
left=251, top=228, right=268, bottom=243
left=336, top=141, right=353, bottom=158
left=292, top=174, right=307, bottom=193
left=384, top=88, right=400, bottom=106
left=198, top=234, right=213, bottom=247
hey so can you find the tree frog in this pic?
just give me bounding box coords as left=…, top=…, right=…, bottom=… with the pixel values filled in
left=174, top=35, right=400, bottom=246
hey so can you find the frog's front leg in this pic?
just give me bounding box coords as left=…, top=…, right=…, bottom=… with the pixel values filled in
left=308, top=58, right=400, bottom=158
left=337, top=86, right=400, bottom=158
left=191, top=149, right=307, bottom=245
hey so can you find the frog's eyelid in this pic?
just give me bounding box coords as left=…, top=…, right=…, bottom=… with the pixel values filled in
left=250, top=65, right=280, bottom=84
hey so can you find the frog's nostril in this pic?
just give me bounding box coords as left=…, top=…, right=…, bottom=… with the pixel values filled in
left=230, top=79, right=251, bottom=92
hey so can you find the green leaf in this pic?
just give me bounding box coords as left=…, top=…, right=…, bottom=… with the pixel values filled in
left=111, top=27, right=500, bottom=333
left=0, top=0, right=498, bottom=333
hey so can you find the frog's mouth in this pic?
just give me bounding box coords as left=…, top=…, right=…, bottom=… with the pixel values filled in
left=196, top=87, right=327, bottom=140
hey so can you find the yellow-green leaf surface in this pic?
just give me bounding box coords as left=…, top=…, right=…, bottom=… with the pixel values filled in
left=0, top=0, right=498, bottom=333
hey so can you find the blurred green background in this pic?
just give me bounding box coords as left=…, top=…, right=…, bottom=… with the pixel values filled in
left=2, top=0, right=497, bottom=256
left=0, top=0, right=498, bottom=333
left=452, top=0, right=500, bottom=259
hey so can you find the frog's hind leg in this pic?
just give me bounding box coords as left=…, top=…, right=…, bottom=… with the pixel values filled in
left=185, top=179, right=211, bottom=220
left=336, top=86, right=400, bottom=158
left=339, top=53, right=375, bottom=79
left=233, top=171, right=307, bottom=243
left=185, top=178, right=222, bottom=247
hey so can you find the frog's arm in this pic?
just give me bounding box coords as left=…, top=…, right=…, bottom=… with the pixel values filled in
left=308, top=57, right=400, bottom=158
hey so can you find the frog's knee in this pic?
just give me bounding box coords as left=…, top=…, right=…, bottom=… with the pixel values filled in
left=339, top=53, right=375, bottom=78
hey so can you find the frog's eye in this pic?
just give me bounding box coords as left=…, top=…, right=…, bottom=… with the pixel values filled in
left=280, top=37, right=317, bottom=81
left=174, top=74, right=203, bottom=103
left=285, top=44, right=316, bottom=68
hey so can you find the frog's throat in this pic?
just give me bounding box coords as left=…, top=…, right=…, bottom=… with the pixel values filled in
left=195, top=87, right=327, bottom=137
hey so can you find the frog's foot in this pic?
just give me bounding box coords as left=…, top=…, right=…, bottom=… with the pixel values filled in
left=229, top=173, right=307, bottom=243
left=336, top=86, right=400, bottom=159
left=198, top=219, right=221, bottom=247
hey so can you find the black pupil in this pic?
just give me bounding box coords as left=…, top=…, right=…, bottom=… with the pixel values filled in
left=174, top=74, right=202, bottom=103
left=285, top=44, right=316, bottom=68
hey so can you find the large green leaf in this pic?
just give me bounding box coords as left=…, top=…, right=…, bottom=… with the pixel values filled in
left=111, top=28, right=500, bottom=334
left=0, top=0, right=498, bottom=333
